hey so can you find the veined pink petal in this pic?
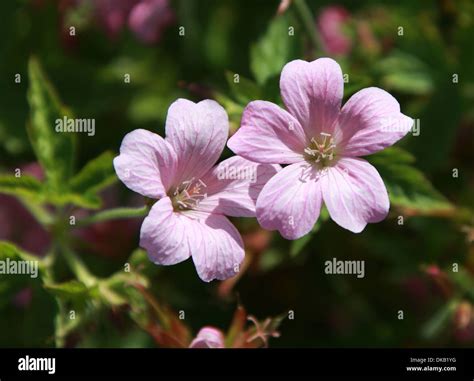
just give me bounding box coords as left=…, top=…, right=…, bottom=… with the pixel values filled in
left=139, top=197, right=197, bottom=265
left=165, top=99, right=229, bottom=184
left=191, top=214, right=244, bottom=282
left=227, top=101, right=306, bottom=164
left=196, top=156, right=280, bottom=217
left=189, top=327, right=225, bottom=348
left=321, top=157, right=389, bottom=233
left=256, top=162, right=323, bottom=240
left=280, top=58, right=343, bottom=137
left=113, top=129, right=177, bottom=198
left=336, top=87, right=414, bottom=156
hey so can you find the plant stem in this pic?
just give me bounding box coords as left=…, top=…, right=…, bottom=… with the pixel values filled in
left=19, top=198, right=54, bottom=227
left=60, top=244, right=97, bottom=287
left=76, top=206, right=148, bottom=228
left=293, top=0, right=320, bottom=52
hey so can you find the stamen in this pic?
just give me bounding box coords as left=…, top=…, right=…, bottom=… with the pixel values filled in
left=170, top=178, right=208, bottom=211
left=304, top=132, right=337, bottom=167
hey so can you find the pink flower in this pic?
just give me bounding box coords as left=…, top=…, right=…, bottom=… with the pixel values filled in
left=228, top=58, right=413, bottom=239
left=189, top=327, right=225, bottom=348
left=114, top=99, right=278, bottom=281
left=95, top=0, right=138, bottom=39
left=128, top=0, right=175, bottom=44
left=317, top=6, right=352, bottom=56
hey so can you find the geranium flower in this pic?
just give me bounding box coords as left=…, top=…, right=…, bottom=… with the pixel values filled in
left=228, top=58, right=413, bottom=239
left=114, top=99, right=278, bottom=281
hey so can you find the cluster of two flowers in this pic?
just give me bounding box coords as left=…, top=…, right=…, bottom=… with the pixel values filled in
left=114, top=58, right=413, bottom=282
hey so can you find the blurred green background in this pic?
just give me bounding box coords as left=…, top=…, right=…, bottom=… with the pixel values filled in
left=0, top=0, right=473, bottom=348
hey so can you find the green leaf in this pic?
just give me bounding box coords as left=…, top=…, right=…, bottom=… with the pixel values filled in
left=69, top=151, right=117, bottom=196
left=0, top=242, right=45, bottom=310
left=44, top=280, right=92, bottom=300
left=27, top=57, right=75, bottom=192
left=44, top=192, right=102, bottom=209
left=0, top=241, right=44, bottom=265
left=225, top=71, right=261, bottom=105
left=367, top=147, right=453, bottom=212
left=375, top=51, right=434, bottom=95
left=0, top=175, right=43, bottom=201
left=250, top=14, right=292, bottom=85
left=0, top=173, right=102, bottom=209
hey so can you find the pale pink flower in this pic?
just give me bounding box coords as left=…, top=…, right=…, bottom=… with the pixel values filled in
left=114, top=99, right=278, bottom=281
left=228, top=58, right=413, bottom=239
left=189, top=327, right=225, bottom=348
left=317, top=6, right=352, bottom=56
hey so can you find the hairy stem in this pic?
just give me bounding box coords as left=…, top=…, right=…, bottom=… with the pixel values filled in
left=293, top=0, right=320, bottom=52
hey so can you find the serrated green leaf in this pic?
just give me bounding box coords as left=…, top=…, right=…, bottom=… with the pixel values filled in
left=225, top=71, right=261, bottom=105
left=27, top=57, right=75, bottom=192
left=0, top=174, right=102, bottom=209
left=0, top=241, right=43, bottom=265
left=0, top=242, right=44, bottom=309
left=0, top=175, right=44, bottom=200
left=45, top=192, right=101, bottom=209
left=367, top=147, right=452, bottom=212
left=69, top=151, right=117, bottom=195
left=250, top=14, right=292, bottom=85
left=44, top=280, right=91, bottom=300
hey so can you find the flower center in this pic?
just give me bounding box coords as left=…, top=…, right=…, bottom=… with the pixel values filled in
left=171, top=178, right=207, bottom=211
left=304, top=132, right=337, bottom=167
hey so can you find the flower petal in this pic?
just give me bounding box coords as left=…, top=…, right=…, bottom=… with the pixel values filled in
left=256, top=162, right=323, bottom=240
left=189, top=327, right=225, bottom=348
left=337, top=87, right=414, bottom=156
left=280, top=58, right=343, bottom=137
left=191, top=214, right=244, bottom=282
left=321, top=157, right=389, bottom=233
left=196, top=156, right=280, bottom=217
left=113, top=129, right=177, bottom=198
left=227, top=100, right=306, bottom=164
left=165, top=99, right=229, bottom=183
left=139, top=197, right=197, bottom=265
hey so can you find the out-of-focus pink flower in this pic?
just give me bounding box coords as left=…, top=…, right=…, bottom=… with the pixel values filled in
left=60, top=0, right=174, bottom=44
left=95, top=0, right=138, bottom=39
left=113, top=99, right=279, bottom=281
left=228, top=58, right=413, bottom=239
left=128, top=0, right=175, bottom=44
left=189, top=327, right=225, bottom=348
left=317, top=6, right=352, bottom=55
